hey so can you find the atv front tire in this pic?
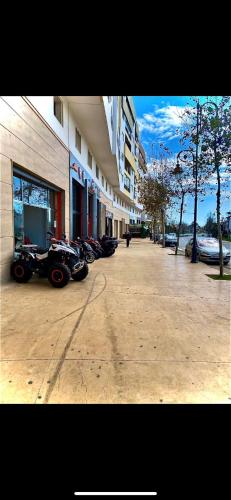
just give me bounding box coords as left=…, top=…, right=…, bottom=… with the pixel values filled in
left=72, top=262, right=89, bottom=281
left=48, top=263, right=71, bottom=288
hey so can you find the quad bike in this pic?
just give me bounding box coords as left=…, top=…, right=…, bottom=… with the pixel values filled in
left=11, top=234, right=88, bottom=288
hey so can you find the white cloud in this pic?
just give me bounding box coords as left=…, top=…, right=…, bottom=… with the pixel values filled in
left=137, top=105, right=189, bottom=141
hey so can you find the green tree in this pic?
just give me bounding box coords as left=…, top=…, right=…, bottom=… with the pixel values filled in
left=138, top=174, right=173, bottom=246
left=199, top=97, right=231, bottom=276
left=204, top=213, right=218, bottom=238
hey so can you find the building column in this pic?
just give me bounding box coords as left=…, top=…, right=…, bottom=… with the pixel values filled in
left=92, top=192, right=98, bottom=239
left=69, top=172, right=73, bottom=239
left=97, top=201, right=101, bottom=238
left=82, top=179, right=88, bottom=238
left=0, top=154, right=14, bottom=283
left=99, top=203, right=106, bottom=237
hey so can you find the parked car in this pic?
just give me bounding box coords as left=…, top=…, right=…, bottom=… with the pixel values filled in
left=185, top=237, right=230, bottom=264
left=159, top=233, right=177, bottom=247
left=156, top=234, right=163, bottom=243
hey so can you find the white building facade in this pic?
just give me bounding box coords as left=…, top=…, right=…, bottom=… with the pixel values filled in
left=0, top=95, right=146, bottom=282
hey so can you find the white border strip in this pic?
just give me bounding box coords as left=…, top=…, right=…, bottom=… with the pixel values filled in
left=74, top=494, right=157, bottom=496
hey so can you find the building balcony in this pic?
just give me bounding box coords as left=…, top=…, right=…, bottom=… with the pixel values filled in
left=66, top=96, right=120, bottom=187
left=124, top=143, right=136, bottom=171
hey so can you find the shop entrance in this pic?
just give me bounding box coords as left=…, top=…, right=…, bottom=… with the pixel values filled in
left=106, top=217, right=113, bottom=237
left=114, top=219, right=118, bottom=238
left=72, top=180, right=83, bottom=238
left=119, top=220, right=123, bottom=238
left=88, top=194, right=93, bottom=237
left=24, top=205, right=47, bottom=247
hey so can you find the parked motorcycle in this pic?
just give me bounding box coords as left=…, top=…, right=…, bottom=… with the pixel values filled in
left=98, top=235, right=118, bottom=256
left=11, top=233, right=89, bottom=288
left=101, top=235, right=118, bottom=248
left=72, top=237, right=96, bottom=263
left=84, top=236, right=118, bottom=258
left=85, top=237, right=104, bottom=259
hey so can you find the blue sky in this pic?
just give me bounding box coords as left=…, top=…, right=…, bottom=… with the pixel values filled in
left=133, top=96, right=231, bottom=226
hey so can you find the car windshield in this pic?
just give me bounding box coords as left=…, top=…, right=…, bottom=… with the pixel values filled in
left=197, top=238, right=219, bottom=247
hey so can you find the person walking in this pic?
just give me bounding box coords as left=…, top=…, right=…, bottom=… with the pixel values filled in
left=125, top=232, right=132, bottom=248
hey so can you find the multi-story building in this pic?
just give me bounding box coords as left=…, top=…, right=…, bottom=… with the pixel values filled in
left=0, top=96, right=146, bottom=282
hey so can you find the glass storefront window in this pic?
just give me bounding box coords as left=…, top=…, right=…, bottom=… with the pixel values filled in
left=22, top=180, right=48, bottom=208
left=13, top=176, right=22, bottom=200
left=14, top=200, right=24, bottom=244
left=46, top=208, right=55, bottom=235
left=13, top=173, right=58, bottom=245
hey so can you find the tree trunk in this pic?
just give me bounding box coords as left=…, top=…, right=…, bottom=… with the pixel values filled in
left=216, top=163, right=224, bottom=276
left=152, top=220, right=155, bottom=243
left=175, top=192, right=185, bottom=255
left=161, top=209, right=165, bottom=247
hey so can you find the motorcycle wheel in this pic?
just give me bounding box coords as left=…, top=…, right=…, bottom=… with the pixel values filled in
left=11, top=260, right=33, bottom=283
left=48, top=263, right=71, bottom=288
left=72, top=262, right=89, bottom=281
left=85, top=252, right=95, bottom=264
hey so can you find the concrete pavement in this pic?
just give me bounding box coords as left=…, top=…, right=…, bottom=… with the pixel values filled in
left=1, top=239, right=230, bottom=403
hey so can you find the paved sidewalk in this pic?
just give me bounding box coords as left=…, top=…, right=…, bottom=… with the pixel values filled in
left=1, top=239, right=230, bottom=403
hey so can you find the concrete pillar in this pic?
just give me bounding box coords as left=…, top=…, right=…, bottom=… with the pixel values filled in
left=0, top=154, right=14, bottom=283
left=99, top=203, right=106, bottom=237
left=92, top=192, right=98, bottom=239
left=69, top=173, right=73, bottom=239
left=82, top=179, right=89, bottom=238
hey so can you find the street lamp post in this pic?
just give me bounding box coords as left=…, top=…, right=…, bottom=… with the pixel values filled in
left=175, top=99, right=220, bottom=264
left=175, top=148, right=197, bottom=262
left=199, top=100, right=223, bottom=274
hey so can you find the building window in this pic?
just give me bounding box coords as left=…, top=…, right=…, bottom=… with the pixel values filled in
left=54, top=96, right=63, bottom=125
left=125, top=160, right=131, bottom=175
left=109, top=186, right=111, bottom=195
left=106, top=181, right=108, bottom=192
left=113, top=194, right=116, bottom=201
left=102, top=175, right=104, bottom=187
left=75, top=128, right=81, bottom=153
left=124, top=174, right=131, bottom=192
left=96, top=165, right=99, bottom=179
left=88, top=151, right=92, bottom=168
